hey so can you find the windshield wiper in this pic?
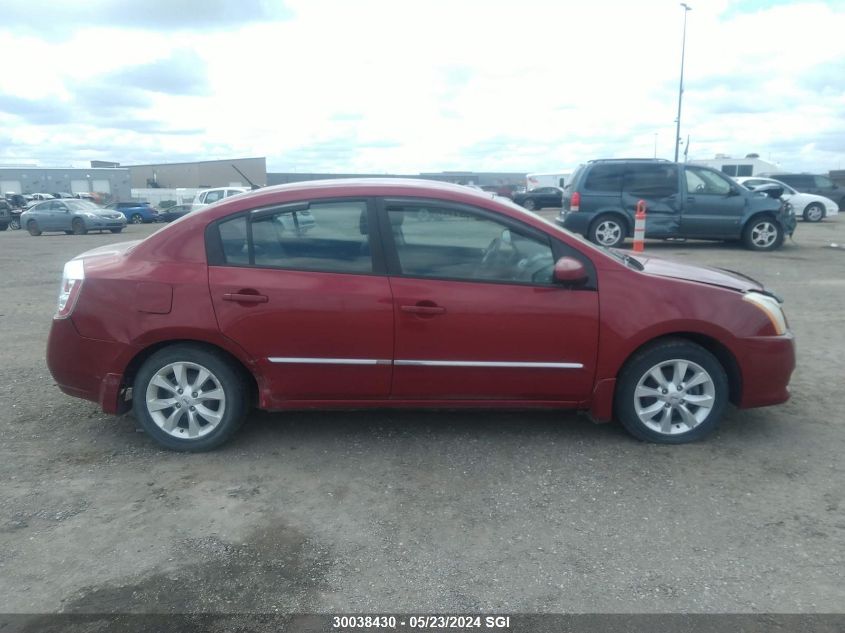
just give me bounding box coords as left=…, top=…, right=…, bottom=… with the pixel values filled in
left=607, top=248, right=645, bottom=271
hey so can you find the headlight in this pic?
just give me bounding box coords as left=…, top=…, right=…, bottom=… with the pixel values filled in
left=118, top=212, right=126, bottom=220
left=743, top=291, right=787, bottom=335
left=84, top=212, right=98, bottom=218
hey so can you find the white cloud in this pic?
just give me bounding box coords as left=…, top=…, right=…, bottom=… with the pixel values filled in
left=0, top=0, right=843, bottom=172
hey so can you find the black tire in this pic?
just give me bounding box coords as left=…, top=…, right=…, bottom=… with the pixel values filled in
left=0, top=223, right=7, bottom=231
left=523, top=199, right=536, bottom=211
left=71, top=218, right=87, bottom=235
left=64, top=231, right=74, bottom=235
left=27, top=220, right=41, bottom=236
left=10, top=219, right=20, bottom=230
left=802, top=202, right=825, bottom=222
left=615, top=338, right=728, bottom=444
left=588, top=214, right=626, bottom=248
left=132, top=344, right=250, bottom=452
left=742, top=215, right=784, bottom=251
left=130, top=213, right=144, bottom=224
left=110, top=228, right=123, bottom=233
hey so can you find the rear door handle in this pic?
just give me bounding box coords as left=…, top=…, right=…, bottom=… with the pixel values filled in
left=223, top=292, right=269, bottom=304
left=400, top=304, right=446, bottom=315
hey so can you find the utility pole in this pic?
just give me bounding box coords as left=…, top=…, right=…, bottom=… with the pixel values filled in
left=674, top=3, right=692, bottom=163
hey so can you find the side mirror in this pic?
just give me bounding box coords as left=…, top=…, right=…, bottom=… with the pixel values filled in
left=553, top=256, right=588, bottom=286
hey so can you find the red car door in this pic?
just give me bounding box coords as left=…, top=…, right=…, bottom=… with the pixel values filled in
left=208, top=199, right=394, bottom=404
left=380, top=199, right=599, bottom=402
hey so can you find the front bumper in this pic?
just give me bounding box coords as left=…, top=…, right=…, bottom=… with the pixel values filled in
left=735, top=331, right=795, bottom=409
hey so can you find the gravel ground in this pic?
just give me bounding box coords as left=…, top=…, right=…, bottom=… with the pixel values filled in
left=0, top=216, right=843, bottom=616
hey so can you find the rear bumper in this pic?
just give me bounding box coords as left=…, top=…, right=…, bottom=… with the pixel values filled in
left=46, top=318, right=135, bottom=414
left=736, top=332, right=795, bottom=408
left=558, top=211, right=592, bottom=235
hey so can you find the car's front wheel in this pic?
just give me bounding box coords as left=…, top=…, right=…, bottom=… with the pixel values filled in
left=615, top=339, right=728, bottom=444
left=589, top=214, right=626, bottom=248
left=9, top=218, right=20, bottom=230
left=110, top=228, right=123, bottom=233
left=132, top=344, right=250, bottom=452
left=802, top=202, right=825, bottom=222
left=742, top=215, right=784, bottom=251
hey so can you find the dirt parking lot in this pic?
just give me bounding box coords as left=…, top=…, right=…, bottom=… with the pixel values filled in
left=0, top=216, right=843, bottom=616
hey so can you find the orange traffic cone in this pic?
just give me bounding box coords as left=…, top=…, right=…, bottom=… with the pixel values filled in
left=633, top=200, right=647, bottom=252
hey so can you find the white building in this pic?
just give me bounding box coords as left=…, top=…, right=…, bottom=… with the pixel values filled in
left=689, top=154, right=782, bottom=177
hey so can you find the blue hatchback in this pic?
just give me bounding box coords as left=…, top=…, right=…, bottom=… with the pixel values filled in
left=105, top=202, right=159, bottom=224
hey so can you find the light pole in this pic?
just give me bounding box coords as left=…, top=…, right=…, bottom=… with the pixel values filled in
left=674, top=3, right=692, bottom=163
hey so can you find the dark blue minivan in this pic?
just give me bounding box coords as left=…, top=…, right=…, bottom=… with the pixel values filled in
left=557, top=159, right=796, bottom=251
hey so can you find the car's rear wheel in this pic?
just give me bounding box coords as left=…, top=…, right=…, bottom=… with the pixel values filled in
left=27, top=220, right=41, bottom=236
left=615, top=339, right=728, bottom=444
left=132, top=344, right=249, bottom=452
left=742, top=215, right=784, bottom=251
left=522, top=199, right=536, bottom=211
left=589, top=214, right=626, bottom=248
left=71, top=218, right=87, bottom=235
left=130, top=213, right=144, bottom=224
left=803, top=202, right=824, bottom=222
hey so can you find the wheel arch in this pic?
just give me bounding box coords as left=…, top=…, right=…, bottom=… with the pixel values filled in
left=122, top=339, right=260, bottom=409
left=616, top=331, right=742, bottom=405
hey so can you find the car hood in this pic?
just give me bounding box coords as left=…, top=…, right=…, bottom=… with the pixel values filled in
left=629, top=254, right=764, bottom=293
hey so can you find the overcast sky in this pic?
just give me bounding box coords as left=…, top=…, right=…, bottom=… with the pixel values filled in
left=1, top=0, right=843, bottom=174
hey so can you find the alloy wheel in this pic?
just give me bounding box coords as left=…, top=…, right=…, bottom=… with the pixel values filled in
left=633, top=359, right=715, bottom=435
left=144, top=361, right=227, bottom=439
left=595, top=220, right=622, bottom=246
left=750, top=221, right=778, bottom=248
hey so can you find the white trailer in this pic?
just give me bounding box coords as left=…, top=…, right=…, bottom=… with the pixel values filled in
left=526, top=172, right=571, bottom=190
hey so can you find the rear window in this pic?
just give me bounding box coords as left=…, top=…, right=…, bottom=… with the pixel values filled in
left=584, top=164, right=626, bottom=192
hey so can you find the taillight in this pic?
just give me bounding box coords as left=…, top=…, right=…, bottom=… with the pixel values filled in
left=56, top=259, right=85, bottom=319
left=570, top=191, right=581, bottom=212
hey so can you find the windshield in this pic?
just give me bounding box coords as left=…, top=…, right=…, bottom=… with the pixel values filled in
left=66, top=200, right=102, bottom=211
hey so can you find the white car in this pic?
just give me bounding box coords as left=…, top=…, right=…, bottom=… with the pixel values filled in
left=191, top=186, right=250, bottom=210
left=736, top=176, right=839, bottom=222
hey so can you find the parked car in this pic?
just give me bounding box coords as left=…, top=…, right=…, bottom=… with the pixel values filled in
left=513, top=186, right=563, bottom=211
left=156, top=203, right=194, bottom=223
left=191, top=186, right=249, bottom=210
left=5, top=193, right=28, bottom=209
left=104, top=201, right=158, bottom=224
left=46, top=179, right=795, bottom=451
left=29, top=193, right=56, bottom=202
left=0, top=199, right=11, bottom=230
left=736, top=176, right=839, bottom=222
left=558, top=159, right=796, bottom=251
left=21, top=199, right=126, bottom=235
left=761, top=173, right=844, bottom=210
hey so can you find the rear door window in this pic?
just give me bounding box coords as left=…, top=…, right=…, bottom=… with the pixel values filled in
left=215, top=200, right=374, bottom=274
left=623, top=164, right=678, bottom=198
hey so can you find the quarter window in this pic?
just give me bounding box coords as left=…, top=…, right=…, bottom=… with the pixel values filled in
left=584, top=164, right=626, bottom=192
left=387, top=204, right=555, bottom=285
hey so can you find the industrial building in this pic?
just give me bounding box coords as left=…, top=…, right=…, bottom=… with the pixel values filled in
left=0, top=166, right=131, bottom=201
left=125, top=157, right=267, bottom=189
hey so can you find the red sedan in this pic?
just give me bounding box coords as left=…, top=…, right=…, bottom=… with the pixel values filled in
left=46, top=179, right=795, bottom=451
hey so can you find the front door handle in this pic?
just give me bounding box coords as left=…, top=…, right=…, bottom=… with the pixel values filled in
left=223, top=292, right=269, bottom=304
left=400, top=303, right=446, bottom=315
